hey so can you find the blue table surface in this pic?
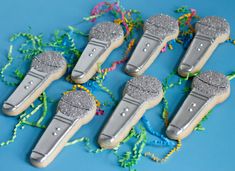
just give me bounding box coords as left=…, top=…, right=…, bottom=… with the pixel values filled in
left=0, top=0, right=235, bottom=171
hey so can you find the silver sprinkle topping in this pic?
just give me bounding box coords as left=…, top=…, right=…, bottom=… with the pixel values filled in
left=57, top=91, right=96, bottom=120
left=31, top=51, right=67, bottom=74
left=89, top=22, right=124, bottom=43
left=196, top=16, right=230, bottom=39
left=192, top=71, right=230, bottom=97
left=124, top=75, right=163, bottom=101
left=144, top=14, right=179, bottom=38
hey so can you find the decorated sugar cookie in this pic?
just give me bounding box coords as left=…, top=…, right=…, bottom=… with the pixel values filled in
left=98, top=75, right=163, bottom=149
left=2, top=51, right=67, bottom=116
left=166, top=71, right=230, bottom=140
left=178, top=16, right=230, bottom=77
left=71, top=22, right=124, bottom=83
left=30, top=91, right=96, bottom=167
left=125, top=14, right=179, bottom=76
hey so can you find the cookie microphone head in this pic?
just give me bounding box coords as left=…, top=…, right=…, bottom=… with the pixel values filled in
left=71, top=22, right=124, bottom=83
left=2, top=51, right=67, bottom=116
left=98, top=75, right=163, bottom=149
left=125, top=14, right=179, bottom=76
left=178, top=16, right=230, bottom=77
left=30, top=90, right=96, bottom=168
left=166, top=71, right=230, bottom=140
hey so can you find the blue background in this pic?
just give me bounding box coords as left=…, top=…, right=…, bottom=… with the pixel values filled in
left=0, top=0, right=235, bottom=171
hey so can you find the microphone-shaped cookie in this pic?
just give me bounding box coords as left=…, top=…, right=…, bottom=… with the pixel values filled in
left=30, top=91, right=96, bottom=167
left=125, top=14, right=179, bottom=76
left=71, top=22, right=124, bottom=83
left=166, top=71, right=230, bottom=140
left=98, top=75, right=163, bottom=149
left=178, top=16, right=230, bottom=77
left=2, top=52, right=67, bottom=116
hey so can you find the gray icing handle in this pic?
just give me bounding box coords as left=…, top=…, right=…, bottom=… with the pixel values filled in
left=30, top=111, right=77, bottom=163
left=3, top=68, right=49, bottom=112
left=167, top=88, right=211, bottom=134
left=99, top=94, right=143, bottom=147
left=178, top=33, right=217, bottom=74
left=125, top=31, right=162, bottom=74
left=71, top=38, right=110, bottom=78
